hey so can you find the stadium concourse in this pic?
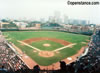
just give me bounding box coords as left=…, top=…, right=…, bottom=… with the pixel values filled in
left=0, top=29, right=100, bottom=73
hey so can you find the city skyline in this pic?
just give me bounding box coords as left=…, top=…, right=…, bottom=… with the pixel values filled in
left=0, top=0, right=100, bottom=24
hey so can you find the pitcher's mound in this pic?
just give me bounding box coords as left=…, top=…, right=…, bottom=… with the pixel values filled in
left=43, top=43, right=51, bottom=47
left=39, top=51, right=54, bottom=57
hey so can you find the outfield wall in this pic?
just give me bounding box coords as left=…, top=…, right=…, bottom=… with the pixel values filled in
left=1, top=28, right=93, bottom=36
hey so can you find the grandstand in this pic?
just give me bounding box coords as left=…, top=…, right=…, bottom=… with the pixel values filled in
left=0, top=29, right=100, bottom=73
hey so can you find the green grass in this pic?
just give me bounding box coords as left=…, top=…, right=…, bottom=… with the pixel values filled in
left=3, top=31, right=90, bottom=66
left=31, top=40, right=64, bottom=51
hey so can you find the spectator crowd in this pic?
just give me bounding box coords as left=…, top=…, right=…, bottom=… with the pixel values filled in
left=0, top=34, right=28, bottom=73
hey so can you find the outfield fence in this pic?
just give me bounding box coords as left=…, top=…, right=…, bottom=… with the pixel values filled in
left=1, top=28, right=93, bottom=36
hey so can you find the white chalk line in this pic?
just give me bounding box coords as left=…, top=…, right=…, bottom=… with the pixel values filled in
left=17, top=40, right=41, bottom=51
left=17, top=40, right=76, bottom=52
left=54, top=43, right=76, bottom=52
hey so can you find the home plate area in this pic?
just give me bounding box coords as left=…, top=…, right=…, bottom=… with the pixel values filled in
left=39, top=51, right=54, bottom=57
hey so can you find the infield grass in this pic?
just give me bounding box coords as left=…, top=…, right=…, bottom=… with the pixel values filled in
left=31, top=40, right=64, bottom=51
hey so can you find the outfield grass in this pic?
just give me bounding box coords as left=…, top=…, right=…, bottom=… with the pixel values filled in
left=3, top=31, right=90, bottom=66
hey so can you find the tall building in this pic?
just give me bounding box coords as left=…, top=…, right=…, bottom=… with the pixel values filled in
left=40, top=18, right=45, bottom=23
left=54, top=11, right=62, bottom=24
left=63, top=15, right=68, bottom=24
left=68, top=19, right=87, bottom=25
left=48, top=16, right=55, bottom=23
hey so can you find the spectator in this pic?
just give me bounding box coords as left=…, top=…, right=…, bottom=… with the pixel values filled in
left=33, top=65, right=40, bottom=73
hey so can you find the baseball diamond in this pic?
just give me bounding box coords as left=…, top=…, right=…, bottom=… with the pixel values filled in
left=3, top=31, right=89, bottom=66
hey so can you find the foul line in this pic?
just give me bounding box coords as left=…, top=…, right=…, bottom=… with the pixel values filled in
left=17, top=40, right=41, bottom=51
left=54, top=43, right=76, bottom=52
left=18, top=40, right=76, bottom=52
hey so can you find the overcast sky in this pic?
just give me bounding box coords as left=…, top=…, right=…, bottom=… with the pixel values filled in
left=0, top=0, right=100, bottom=24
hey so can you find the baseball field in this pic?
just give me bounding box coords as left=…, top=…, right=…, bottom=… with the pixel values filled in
left=3, top=31, right=89, bottom=66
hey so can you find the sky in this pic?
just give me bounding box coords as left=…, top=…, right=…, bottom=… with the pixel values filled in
left=0, top=0, right=100, bottom=24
